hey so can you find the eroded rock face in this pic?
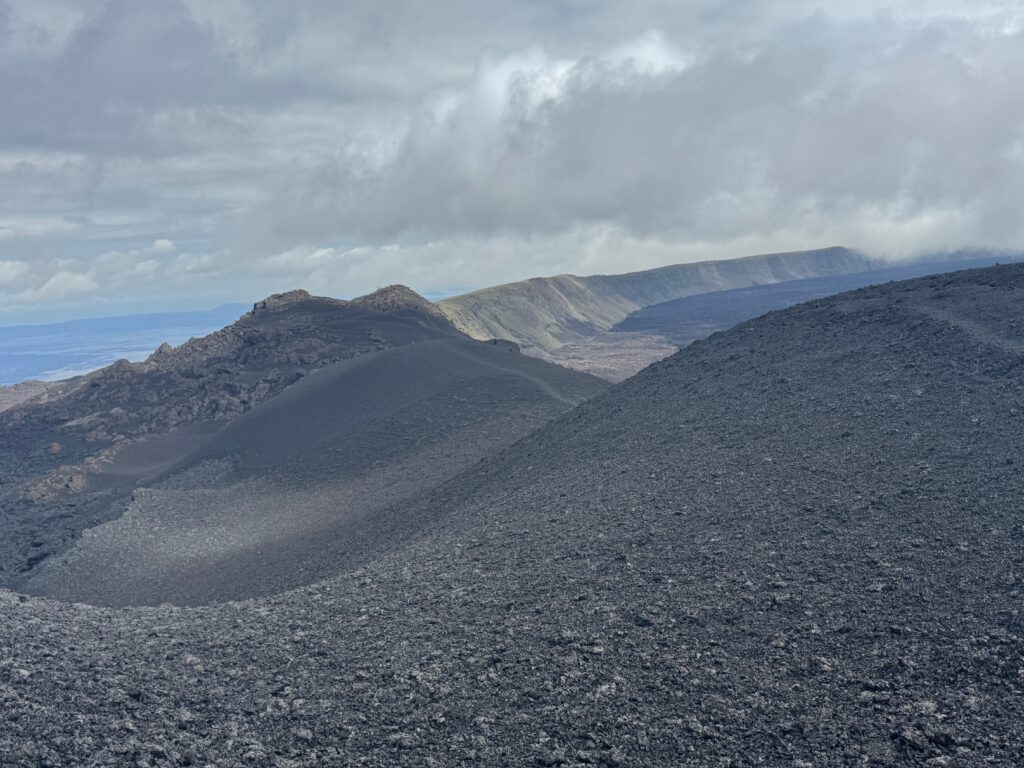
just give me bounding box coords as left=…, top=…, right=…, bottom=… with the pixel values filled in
left=438, top=246, right=874, bottom=352
left=146, top=342, right=174, bottom=361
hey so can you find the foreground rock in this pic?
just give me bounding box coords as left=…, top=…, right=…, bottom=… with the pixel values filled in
left=2, top=263, right=1024, bottom=765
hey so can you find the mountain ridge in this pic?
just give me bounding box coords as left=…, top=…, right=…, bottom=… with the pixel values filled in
left=0, top=284, right=472, bottom=582
left=438, top=246, right=873, bottom=351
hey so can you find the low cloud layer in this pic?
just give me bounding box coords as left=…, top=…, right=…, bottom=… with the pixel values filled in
left=0, top=1, right=1021, bottom=321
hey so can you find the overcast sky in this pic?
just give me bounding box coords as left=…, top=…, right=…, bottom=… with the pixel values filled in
left=1, top=1, right=1022, bottom=322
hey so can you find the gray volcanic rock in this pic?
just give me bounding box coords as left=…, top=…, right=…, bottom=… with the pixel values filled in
left=250, top=289, right=322, bottom=313
left=2, top=263, right=1024, bottom=765
left=352, top=284, right=451, bottom=321
left=0, top=304, right=251, bottom=386
left=538, top=331, right=680, bottom=383
left=537, top=252, right=1024, bottom=382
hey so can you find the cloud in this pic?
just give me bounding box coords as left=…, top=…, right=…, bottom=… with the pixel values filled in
left=2, top=240, right=190, bottom=311
left=18, top=270, right=97, bottom=303
left=0, top=259, right=28, bottom=286
left=3, top=0, right=104, bottom=58
left=266, top=17, right=1024, bottom=258
left=0, top=1, right=1022, bottom=321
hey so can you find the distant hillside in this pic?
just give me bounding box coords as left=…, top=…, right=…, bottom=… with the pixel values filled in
left=0, top=285, right=468, bottom=581
left=616, top=253, right=1024, bottom=346
left=0, top=381, right=50, bottom=412
left=439, top=246, right=874, bottom=351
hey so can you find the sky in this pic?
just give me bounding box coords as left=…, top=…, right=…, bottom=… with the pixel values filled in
left=0, top=0, right=1022, bottom=323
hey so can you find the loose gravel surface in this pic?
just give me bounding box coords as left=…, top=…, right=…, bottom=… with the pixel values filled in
left=2, top=264, right=1024, bottom=766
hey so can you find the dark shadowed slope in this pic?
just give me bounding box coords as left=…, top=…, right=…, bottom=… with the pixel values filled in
left=2, top=263, right=1024, bottom=766
left=20, top=338, right=607, bottom=606
left=0, top=285, right=466, bottom=582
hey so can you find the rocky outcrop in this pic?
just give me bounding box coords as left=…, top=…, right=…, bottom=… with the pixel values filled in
left=0, top=381, right=51, bottom=413
left=250, top=289, right=341, bottom=314
left=351, top=284, right=449, bottom=320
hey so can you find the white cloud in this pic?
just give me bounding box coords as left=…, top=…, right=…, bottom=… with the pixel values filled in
left=0, top=1, right=1022, bottom=320
left=603, top=30, right=690, bottom=77
left=18, top=270, right=98, bottom=303
left=165, top=251, right=228, bottom=283
left=94, top=240, right=178, bottom=266
left=0, top=259, right=28, bottom=286
left=262, top=17, right=1024, bottom=263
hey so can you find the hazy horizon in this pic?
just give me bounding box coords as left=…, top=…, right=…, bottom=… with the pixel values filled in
left=2, top=243, right=1020, bottom=329
left=2, top=246, right=1020, bottom=385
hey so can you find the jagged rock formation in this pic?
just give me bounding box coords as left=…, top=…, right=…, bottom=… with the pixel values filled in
left=2, top=263, right=1023, bottom=765
left=0, top=304, right=250, bottom=386
left=439, top=246, right=874, bottom=352
left=249, top=289, right=323, bottom=313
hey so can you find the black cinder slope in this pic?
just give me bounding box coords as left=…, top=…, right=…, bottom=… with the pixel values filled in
left=3, top=264, right=1024, bottom=765
left=21, top=337, right=606, bottom=606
